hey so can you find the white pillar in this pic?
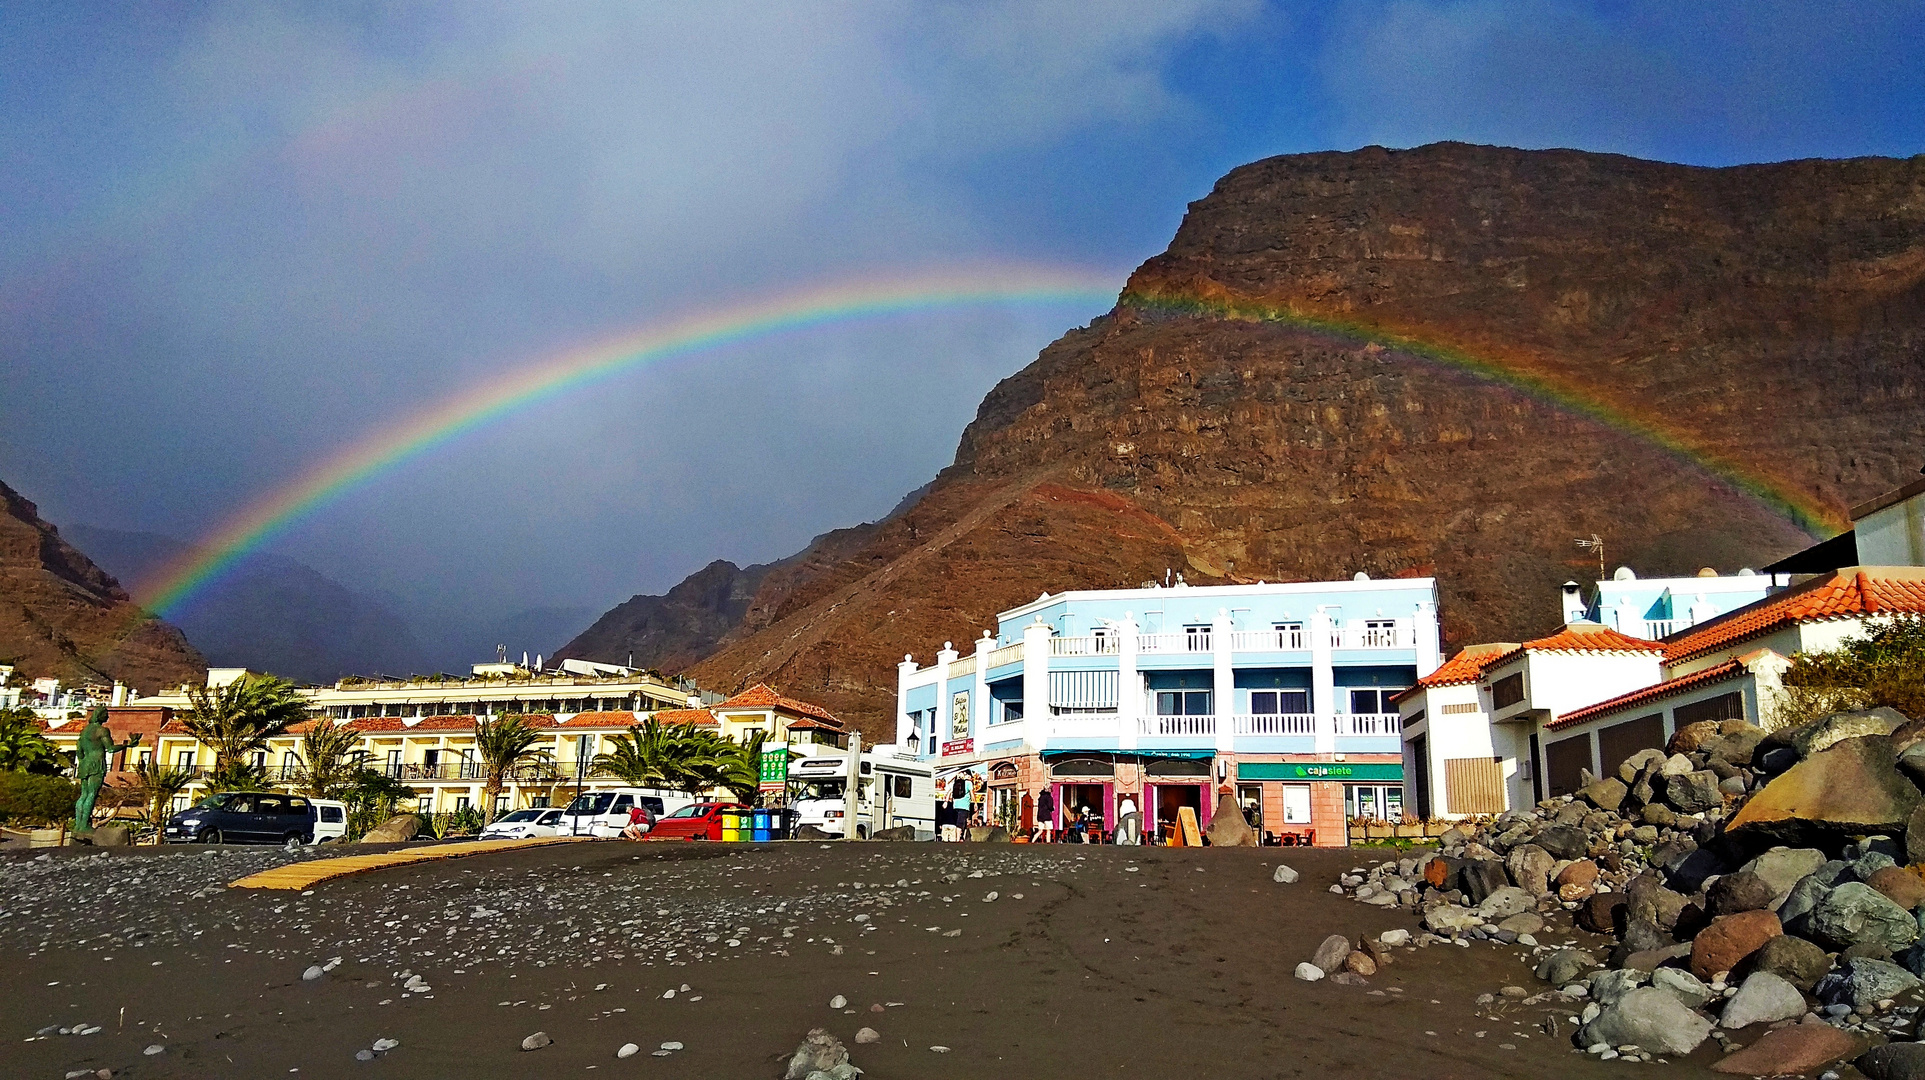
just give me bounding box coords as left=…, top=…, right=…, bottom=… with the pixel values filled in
left=1116, top=613, right=1140, bottom=752
left=973, top=632, right=993, bottom=743
left=1414, top=600, right=1441, bottom=678
left=1212, top=607, right=1235, bottom=754
left=1311, top=606, right=1336, bottom=755
left=935, top=642, right=959, bottom=753
left=897, top=656, right=917, bottom=747
left=1022, top=619, right=1051, bottom=752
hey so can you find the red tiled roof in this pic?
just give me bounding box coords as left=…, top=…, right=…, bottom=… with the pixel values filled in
left=1663, top=567, right=1925, bottom=665
left=649, top=708, right=718, bottom=727
left=714, top=684, right=841, bottom=727
left=782, top=715, right=841, bottom=732
left=410, top=714, right=479, bottom=731
left=556, top=710, right=647, bottom=728
left=1394, top=643, right=1517, bottom=703
left=1481, top=625, right=1664, bottom=672
left=1547, top=659, right=1747, bottom=730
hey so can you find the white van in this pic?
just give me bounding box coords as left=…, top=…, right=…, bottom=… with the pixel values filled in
left=310, top=799, right=348, bottom=843
left=555, top=788, right=687, bottom=838
left=790, top=749, right=935, bottom=839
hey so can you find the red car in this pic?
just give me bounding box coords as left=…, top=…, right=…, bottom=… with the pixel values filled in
left=645, top=802, right=746, bottom=841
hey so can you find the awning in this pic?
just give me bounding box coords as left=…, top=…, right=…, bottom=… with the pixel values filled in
left=1039, top=749, right=1215, bottom=761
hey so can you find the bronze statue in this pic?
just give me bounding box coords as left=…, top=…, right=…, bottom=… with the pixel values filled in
left=73, top=707, right=140, bottom=834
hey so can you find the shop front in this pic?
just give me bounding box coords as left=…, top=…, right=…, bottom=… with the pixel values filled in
left=1233, top=760, right=1403, bottom=847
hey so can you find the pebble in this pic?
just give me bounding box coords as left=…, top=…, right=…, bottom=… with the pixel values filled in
left=830, top=995, right=848, bottom=1009
left=930, top=1045, right=951, bottom=1053
left=660, top=1041, right=683, bottom=1051
left=302, top=965, right=325, bottom=981
left=372, top=1038, right=399, bottom=1052
left=355, top=1049, right=375, bottom=1062
left=855, top=1027, right=881, bottom=1044
left=522, top=1031, right=553, bottom=1051
left=143, top=1045, right=165, bottom=1056
left=617, top=1043, right=639, bottom=1059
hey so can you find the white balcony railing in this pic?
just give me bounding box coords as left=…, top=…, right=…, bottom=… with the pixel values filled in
left=1137, top=631, right=1212, bottom=653
left=1230, top=629, right=1307, bottom=652
left=986, top=642, right=1025, bottom=669
left=1050, top=635, right=1119, bottom=657
left=1048, top=714, right=1119, bottom=740
left=1334, top=713, right=1402, bottom=736
left=1139, top=714, right=1216, bottom=737
left=1644, top=619, right=1677, bottom=639
left=1233, top=713, right=1317, bottom=736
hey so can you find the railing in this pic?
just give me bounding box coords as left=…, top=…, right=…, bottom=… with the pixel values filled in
left=1139, top=714, right=1216, bottom=737
left=1229, top=629, right=1306, bottom=651
left=1137, top=632, right=1212, bottom=653
left=1334, top=713, right=1402, bottom=736
left=1644, top=619, right=1677, bottom=639
left=946, top=654, right=978, bottom=678
left=1048, top=713, right=1120, bottom=739
left=1328, top=625, right=1406, bottom=649
left=1233, top=713, right=1317, bottom=736
left=1050, top=635, right=1118, bottom=657
left=986, top=642, right=1026, bottom=669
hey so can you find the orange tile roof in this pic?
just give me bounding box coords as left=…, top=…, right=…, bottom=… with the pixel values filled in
left=1663, top=567, right=1925, bottom=665
left=649, top=708, right=718, bottom=727
left=556, top=710, right=648, bottom=728
left=1399, top=643, right=1516, bottom=697
left=713, top=684, right=841, bottom=727
left=1481, top=625, right=1665, bottom=671
left=1547, top=659, right=1747, bottom=730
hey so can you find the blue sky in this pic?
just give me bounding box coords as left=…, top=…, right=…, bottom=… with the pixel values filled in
left=2, top=1, right=1920, bottom=657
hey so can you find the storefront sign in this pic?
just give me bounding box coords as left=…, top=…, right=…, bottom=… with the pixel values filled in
left=758, top=746, right=789, bottom=788
left=1238, top=762, right=1403, bottom=782
left=941, top=738, right=974, bottom=757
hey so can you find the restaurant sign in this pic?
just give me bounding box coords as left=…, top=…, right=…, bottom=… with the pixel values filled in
left=1237, top=762, right=1402, bottom=782
left=941, top=739, right=975, bottom=758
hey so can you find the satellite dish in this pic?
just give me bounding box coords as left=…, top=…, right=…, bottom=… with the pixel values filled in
left=1613, top=566, right=1637, bottom=581
left=1353, top=571, right=1370, bottom=581
left=1737, top=567, right=1758, bottom=576
left=1696, top=566, right=1718, bottom=577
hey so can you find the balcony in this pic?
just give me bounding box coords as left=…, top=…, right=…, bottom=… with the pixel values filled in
left=1333, top=713, right=1402, bottom=736
left=1233, top=713, right=1316, bottom=736
left=1229, top=628, right=1306, bottom=652
left=1047, top=713, right=1120, bottom=741
left=1137, top=631, right=1212, bottom=653
left=1139, top=714, right=1216, bottom=737
left=1050, top=635, right=1119, bottom=657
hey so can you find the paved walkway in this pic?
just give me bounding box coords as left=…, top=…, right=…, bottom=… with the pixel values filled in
left=228, top=837, right=592, bottom=890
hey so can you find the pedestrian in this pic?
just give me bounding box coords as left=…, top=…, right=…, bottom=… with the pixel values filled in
left=1116, top=793, right=1138, bottom=845
left=620, top=802, right=652, bottom=841
left=1036, top=787, right=1056, bottom=842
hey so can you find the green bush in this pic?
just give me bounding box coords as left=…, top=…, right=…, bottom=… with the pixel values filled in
left=0, top=771, right=79, bottom=827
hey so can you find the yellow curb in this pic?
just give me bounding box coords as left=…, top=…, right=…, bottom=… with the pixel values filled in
left=228, top=836, right=593, bottom=890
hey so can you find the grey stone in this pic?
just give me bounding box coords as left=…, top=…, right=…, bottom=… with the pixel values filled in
left=1709, top=871, right=1779, bottom=917
left=1793, top=707, right=1907, bottom=758
left=1741, top=848, right=1830, bottom=905
left=1272, top=864, right=1299, bottom=884
left=1627, top=875, right=1689, bottom=930
left=1816, top=957, right=1921, bottom=1007
left=1312, top=934, right=1353, bottom=974
left=1753, top=934, right=1833, bottom=992
left=1665, top=770, right=1726, bottom=814
left=784, top=1030, right=852, bottom=1080
left=1858, top=1042, right=1925, bottom=1080
left=1378, top=929, right=1411, bottom=947
left=1498, top=911, right=1545, bottom=935
left=1650, top=966, right=1713, bottom=1008
left=1660, top=753, right=1697, bottom=776
left=1506, top=844, right=1557, bottom=896
left=1476, top=886, right=1536, bottom=920
left=302, top=965, right=325, bottom=981
left=1851, top=851, right=1900, bottom=881
left=1720, top=971, right=1808, bottom=1029
left=1620, top=747, right=1668, bottom=783
left=521, top=1032, right=552, bottom=1052
left=1536, top=948, right=1599, bottom=986
left=1533, top=826, right=1590, bottom=860
left=1293, top=962, right=1325, bottom=982
left=1579, top=986, right=1714, bottom=1057
left=1581, top=777, right=1630, bottom=812
left=1588, top=967, right=1649, bottom=1006
left=1461, top=859, right=1509, bottom=904
left=1810, top=882, right=1921, bottom=952
left=1423, top=906, right=1482, bottom=934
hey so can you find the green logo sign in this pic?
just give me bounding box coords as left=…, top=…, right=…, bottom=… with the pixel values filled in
left=759, top=747, right=789, bottom=785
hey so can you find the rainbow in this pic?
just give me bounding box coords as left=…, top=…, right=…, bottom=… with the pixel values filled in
left=1118, top=287, right=1844, bottom=538
left=134, top=266, right=1124, bottom=616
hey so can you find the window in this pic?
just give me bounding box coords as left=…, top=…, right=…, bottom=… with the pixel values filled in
left=1674, top=692, right=1744, bottom=726
left=176, top=749, right=196, bottom=771
left=417, top=796, right=433, bottom=814
left=1184, top=625, right=1212, bottom=651
left=1156, top=690, right=1212, bottom=716
left=319, top=805, right=345, bottom=823
left=386, top=749, right=403, bottom=776
left=1491, top=672, right=1525, bottom=709
left=892, top=775, right=913, bottom=797
left=1362, top=620, right=1398, bottom=647
left=999, top=699, right=1024, bottom=722
left=1282, top=784, right=1312, bottom=824
left=1273, top=622, right=1305, bottom=648
left=1250, top=690, right=1309, bottom=715
left=455, top=796, right=471, bottom=812
left=282, top=751, right=299, bottom=773
left=1350, top=689, right=1387, bottom=714
left=1049, top=670, right=1119, bottom=714
left=255, top=795, right=286, bottom=815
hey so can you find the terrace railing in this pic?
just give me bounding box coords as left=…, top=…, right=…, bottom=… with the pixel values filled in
left=1138, top=714, right=1216, bottom=737
left=1334, top=713, right=1402, bottom=737
left=1233, top=713, right=1317, bottom=736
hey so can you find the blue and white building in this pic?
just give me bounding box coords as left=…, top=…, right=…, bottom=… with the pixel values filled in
left=895, top=577, right=1442, bottom=845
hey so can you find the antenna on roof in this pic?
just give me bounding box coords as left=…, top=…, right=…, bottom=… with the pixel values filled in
left=1575, top=534, right=1605, bottom=581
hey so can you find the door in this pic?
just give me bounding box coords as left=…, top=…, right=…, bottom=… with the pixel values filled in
left=1236, top=783, right=1264, bottom=837
left=1151, top=784, right=1204, bottom=843
left=252, top=794, right=291, bottom=840
left=220, top=794, right=260, bottom=839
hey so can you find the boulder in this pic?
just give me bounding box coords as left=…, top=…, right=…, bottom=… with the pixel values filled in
left=966, top=825, right=1010, bottom=842
left=1611, top=918, right=1676, bottom=968
left=1750, top=934, right=1832, bottom=992
left=1619, top=747, right=1669, bottom=783
left=1703, top=725, right=1768, bottom=766
left=1793, top=707, right=1907, bottom=758
left=1659, top=751, right=1698, bottom=775
left=1906, top=802, right=1925, bottom=865
left=1422, top=906, right=1481, bottom=935
left=1627, top=875, right=1688, bottom=930
left=1532, top=825, right=1589, bottom=860
left=1422, top=856, right=1462, bottom=890
left=1579, top=986, right=1713, bottom=1057
left=1852, top=848, right=1899, bottom=879
left=1343, top=950, right=1377, bottom=976
left=1710, top=1022, right=1864, bottom=1076
left=1649, top=966, right=1714, bottom=1008
left=1460, top=859, right=1509, bottom=904
left=1557, top=859, right=1600, bottom=890
left=1718, top=971, right=1807, bottom=1029
left=1691, top=910, right=1783, bottom=981
left=1203, top=791, right=1257, bottom=847
left=359, top=814, right=421, bottom=843
left=1580, top=777, right=1629, bottom=812
left=1663, top=770, right=1726, bottom=814
left=1311, top=934, right=1353, bottom=974
left=1865, top=865, right=1925, bottom=910
left=1707, top=870, right=1777, bottom=917
left=1587, top=967, right=1649, bottom=1006
left=1576, top=891, right=1627, bottom=934
left=1621, top=943, right=1694, bottom=972
left=1809, top=881, right=1920, bottom=952
left=1725, top=736, right=1921, bottom=846
left=1497, top=911, right=1545, bottom=936
left=89, top=825, right=129, bottom=847
left=869, top=825, right=916, bottom=841
left=1535, top=948, right=1598, bottom=986
left=1505, top=844, right=1556, bottom=897
left=1670, top=721, right=1722, bottom=754
left=1740, top=847, right=1829, bottom=905
left=1475, top=886, right=1535, bottom=921
left=1816, top=957, right=1921, bottom=1007
left=1643, top=803, right=1678, bottom=828
left=1858, top=1043, right=1925, bottom=1080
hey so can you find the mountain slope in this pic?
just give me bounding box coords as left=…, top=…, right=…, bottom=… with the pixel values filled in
left=605, top=143, right=1925, bottom=737
left=0, top=483, right=205, bottom=693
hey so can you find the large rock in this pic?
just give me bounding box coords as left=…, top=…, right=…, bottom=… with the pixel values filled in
left=1691, top=910, right=1783, bottom=981
left=1718, top=971, right=1807, bottom=1029
left=1203, top=790, right=1257, bottom=847
left=1707, top=871, right=1777, bottom=917
left=1664, top=770, right=1726, bottom=814
left=1577, top=891, right=1627, bottom=934
left=1475, top=886, right=1535, bottom=920
left=1505, top=844, right=1556, bottom=897
left=1751, top=934, right=1832, bottom=993
left=1588, top=968, right=1649, bottom=1006
left=1531, top=825, right=1589, bottom=860
left=1792, top=707, right=1908, bottom=757
left=1580, top=777, right=1629, bottom=812
left=1741, top=847, right=1829, bottom=905
left=1627, top=875, right=1688, bottom=930
left=1460, top=859, right=1509, bottom=904
left=1670, top=720, right=1723, bottom=754
left=1535, top=948, right=1597, bottom=986
left=1809, top=881, right=1920, bottom=952
left=1725, top=736, right=1922, bottom=846
left=1860, top=1043, right=1925, bottom=1080
left=1650, top=967, right=1714, bottom=1008
left=359, top=814, right=421, bottom=843
left=1816, top=957, right=1921, bottom=1007
left=1701, top=724, right=1768, bottom=766
left=1906, top=802, right=1925, bottom=865
left=1579, top=986, right=1714, bottom=1057
left=1610, top=918, right=1677, bottom=969
left=1710, top=1023, right=1865, bottom=1076
left=1422, top=906, right=1481, bottom=935
left=1620, top=747, right=1669, bottom=783
left=1311, top=933, right=1353, bottom=974
left=1866, top=865, right=1925, bottom=910
left=1422, top=856, right=1462, bottom=891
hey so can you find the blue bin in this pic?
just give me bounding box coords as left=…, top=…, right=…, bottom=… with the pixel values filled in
left=751, top=808, right=773, bottom=842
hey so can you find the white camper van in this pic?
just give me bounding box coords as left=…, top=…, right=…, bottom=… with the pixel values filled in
left=788, top=748, right=935, bottom=839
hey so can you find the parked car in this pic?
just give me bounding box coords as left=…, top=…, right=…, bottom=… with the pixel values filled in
left=479, top=807, right=565, bottom=840
left=163, top=792, right=322, bottom=845
left=645, top=802, right=745, bottom=841
left=554, top=789, right=667, bottom=838
left=311, top=798, right=348, bottom=843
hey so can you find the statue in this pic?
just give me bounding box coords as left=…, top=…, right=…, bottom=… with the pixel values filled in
left=73, top=707, right=140, bottom=835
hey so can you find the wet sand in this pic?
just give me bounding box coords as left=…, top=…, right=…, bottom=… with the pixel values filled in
left=4, top=841, right=1725, bottom=1079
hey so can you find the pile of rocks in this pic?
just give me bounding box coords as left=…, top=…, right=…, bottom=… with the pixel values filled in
left=1333, top=709, right=1925, bottom=1074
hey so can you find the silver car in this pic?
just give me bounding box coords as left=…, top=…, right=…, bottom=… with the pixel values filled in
left=478, top=807, right=565, bottom=840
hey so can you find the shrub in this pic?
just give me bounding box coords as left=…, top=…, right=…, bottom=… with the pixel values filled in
left=0, top=771, right=80, bottom=827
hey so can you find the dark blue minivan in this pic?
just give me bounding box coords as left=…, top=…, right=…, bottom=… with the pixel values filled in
left=163, top=791, right=320, bottom=844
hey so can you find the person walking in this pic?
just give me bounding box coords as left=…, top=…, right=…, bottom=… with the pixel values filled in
left=1036, top=787, right=1056, bottom=842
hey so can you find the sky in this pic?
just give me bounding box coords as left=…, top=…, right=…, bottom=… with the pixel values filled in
left=3, top=1, right=1922, bottom=661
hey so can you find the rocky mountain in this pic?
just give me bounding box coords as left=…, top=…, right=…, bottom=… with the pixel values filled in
left=0, top=482, right=205, bottom=693
left=66, top=524, right=437, bottom=685
left=576, top=143, right=1925, bottom=738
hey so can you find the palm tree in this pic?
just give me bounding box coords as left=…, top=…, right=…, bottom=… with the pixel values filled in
left=473, top=714, right=551, bottom=824
left=127, top=758, right=196, bottom=842
left=182, top=674, right=310, bottom=778
left=293, top=719, right=368, bottom=798
left=716, top=728, right=767, bottom=804
left=0, top=706, right=62, bottom=774
left=593, top=717, right=681, bottom=789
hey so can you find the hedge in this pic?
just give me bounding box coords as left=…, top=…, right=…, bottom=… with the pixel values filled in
left=0, top=771, right=79, bottom=827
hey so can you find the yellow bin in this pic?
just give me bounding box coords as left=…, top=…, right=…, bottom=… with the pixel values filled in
left=721, top=809, right=744, bottom=842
